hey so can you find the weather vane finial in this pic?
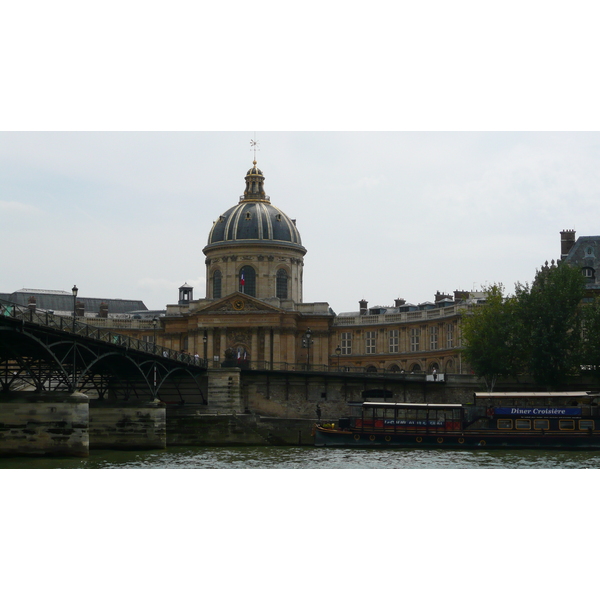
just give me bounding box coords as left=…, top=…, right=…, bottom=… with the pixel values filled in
left=250, top=134, right=259, bottom=164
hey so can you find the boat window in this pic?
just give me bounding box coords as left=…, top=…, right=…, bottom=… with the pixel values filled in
left=515, top=419, right=531, bottom=430
left=534, top=419, right=550, bottom=430
left=497, top=419, right=513, bottom=430
left=559, top=420, right=575, bottom=431
left=579, top=420, right=595, bottom=431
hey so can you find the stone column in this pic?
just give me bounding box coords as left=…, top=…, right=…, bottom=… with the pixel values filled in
left=251, top=328, right=259, bottom=365
left=264, top=329, right=272, bottom=369
left=286, top=331, right=296, bottom=367
left=207, top=328, right=215, bottom=365
left=220, top=328, right=227, bottom=363
left=377, top=330, right=384, bottom=355
left=273, top=330, right=281, bottom=368
left=312, top=334, right=321, bottom=367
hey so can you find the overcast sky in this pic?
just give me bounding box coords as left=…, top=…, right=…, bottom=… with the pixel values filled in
left=4, top=5, right=600, bottom=315
left=2, top=131, right=600, bottom=313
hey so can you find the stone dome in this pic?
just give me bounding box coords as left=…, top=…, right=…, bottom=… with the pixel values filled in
left=205, top=162, right=304, bottom=250
left=207, top=201, right=303, bottom=246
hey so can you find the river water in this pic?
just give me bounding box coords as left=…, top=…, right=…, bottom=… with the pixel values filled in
left=3, top=445, right=600, bottom=468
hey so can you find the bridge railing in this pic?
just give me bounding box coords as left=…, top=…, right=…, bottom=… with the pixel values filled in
left=0, top=301, right=207, bottom=368
left=217, top=358, right=424, bottom=376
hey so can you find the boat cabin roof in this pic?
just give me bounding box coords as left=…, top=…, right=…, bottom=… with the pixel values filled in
left=362, top=402, right=463, bottom=410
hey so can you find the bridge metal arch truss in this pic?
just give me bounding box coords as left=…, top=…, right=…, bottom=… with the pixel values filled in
left=0, top=304, right=207, bottom=404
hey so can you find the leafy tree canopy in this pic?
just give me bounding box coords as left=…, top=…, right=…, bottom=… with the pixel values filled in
left=462, top=261, right=586, bottom=390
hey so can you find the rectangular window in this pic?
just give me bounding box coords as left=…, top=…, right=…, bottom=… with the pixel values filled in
left=534, top=419, right=550, bottom=430
left=447, top=323, right=454, bottom=348
left=341, top=332, right=352, bottom=355
left=580, top=420, right=595, bottom=431
left=515, top=419, right=531, bottom=430
left=429, top=326, right=438, bottom=350
left=389, top=330, right=399, bottom=353
left=559, top=420, right=575, bottom=431
left=366, top=331, right=376, bottom=354
left=497, top=419, right=513, bottom=429
left=410, top=328, right=420, bottom=352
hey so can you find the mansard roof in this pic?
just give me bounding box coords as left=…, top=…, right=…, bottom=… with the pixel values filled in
left=1, top=288, right=147, bottom=314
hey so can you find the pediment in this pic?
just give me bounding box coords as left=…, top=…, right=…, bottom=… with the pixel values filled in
left=194, top=293, right=284, bottom=315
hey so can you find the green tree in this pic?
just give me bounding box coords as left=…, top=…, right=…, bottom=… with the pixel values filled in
left=579, top=297, right=600, bottom=379
left=515, top=260, right=585, bottom=388
left=461, top=284, right=525, bottom=391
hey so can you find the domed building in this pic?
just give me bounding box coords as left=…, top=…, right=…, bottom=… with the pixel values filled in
left=156, top=160, right=466, bottom=376
left=203, top=161, right=306, bottom=304
left=160, top=162, right=334, bottom=369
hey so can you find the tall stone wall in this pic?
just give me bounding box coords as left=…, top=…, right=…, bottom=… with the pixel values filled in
left=166, top=412, right=316, bottom=446
left=238, top=372, right=483, bottom=421
left=205, top=368, right=242, bottom=413
left=0, top=393, right=89, bottom=457
left=89, top=402, right=166, bottom=449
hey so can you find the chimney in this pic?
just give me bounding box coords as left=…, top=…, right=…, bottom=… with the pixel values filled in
left=560, top=230, right=576, bottom=260
left=75, top=300, right=85, bottom=317
left=359, top=299, right=368, bottom=315
left=454, top=290, right=469, bottom=302
left=28, top=295, right=36, bottom=314
left=394, top=298, right=405, bottom=308
left=98, top=301, right=109, bottom=318
left=435, top=291, right=452, bottom=303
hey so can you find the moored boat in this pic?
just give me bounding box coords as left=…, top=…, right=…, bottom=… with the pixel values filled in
left=314, top=392, right=600, bottom=449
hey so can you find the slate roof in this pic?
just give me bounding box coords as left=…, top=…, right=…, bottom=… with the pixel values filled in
left=564, top=236, right=600, bottom=290
left=1, top=289, right=147, bottom=314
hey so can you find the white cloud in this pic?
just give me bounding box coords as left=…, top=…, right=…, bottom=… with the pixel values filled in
left=0, top=200, right=44, bottom=215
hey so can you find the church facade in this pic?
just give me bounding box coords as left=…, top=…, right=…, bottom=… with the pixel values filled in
left=159, top=162, right=468, bottom=374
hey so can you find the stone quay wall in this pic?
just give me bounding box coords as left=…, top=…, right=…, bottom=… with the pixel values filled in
left=239, top=372, right=483, bottom=421
left=0, top=393, right=89, bottom=457
left=166, top=411, right=317, bottom=446
left=89, top=402, right=167, bottom=450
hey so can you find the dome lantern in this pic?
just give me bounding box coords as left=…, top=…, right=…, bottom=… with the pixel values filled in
left=241, top=160, right=269, bottom=202
left=206, top=162, right=304, bottom=248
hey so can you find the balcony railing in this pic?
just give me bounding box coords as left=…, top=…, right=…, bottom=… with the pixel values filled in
left=334, top=305, right=462, bottom=326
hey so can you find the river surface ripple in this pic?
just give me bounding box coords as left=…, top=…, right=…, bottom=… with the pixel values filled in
left=3, top=446, right=600, bottom=468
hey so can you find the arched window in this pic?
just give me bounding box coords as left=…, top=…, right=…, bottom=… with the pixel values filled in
left=276, top=268, right=289, bottom=299
left=213, top=270, right=222, bottom=299
left=239, top=266, right=256, bottom=297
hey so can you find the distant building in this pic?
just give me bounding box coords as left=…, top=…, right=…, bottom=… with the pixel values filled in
left=0, top=288, right=154, bottom=318
left=561, top=230, right=600, bottom=297
left=156, top=161, right=472, bottom=374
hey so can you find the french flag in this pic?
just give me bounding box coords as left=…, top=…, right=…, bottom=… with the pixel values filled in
left=240, top=271, right=245, bottom=287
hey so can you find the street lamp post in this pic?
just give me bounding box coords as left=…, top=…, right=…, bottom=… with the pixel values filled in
left=72, top=285, right=78, bottom=331
left=203, top=333, right=208, bottom=365
left=335, top=345, right=341, bottom=371
left=152, top=316, right=158, bottom=352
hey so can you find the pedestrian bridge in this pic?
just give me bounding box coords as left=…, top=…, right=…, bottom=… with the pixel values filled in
left=0, top=302, right=207, bottom=404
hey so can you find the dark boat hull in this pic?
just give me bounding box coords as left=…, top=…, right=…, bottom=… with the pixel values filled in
left=314, top=427, right=600, bottom=450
